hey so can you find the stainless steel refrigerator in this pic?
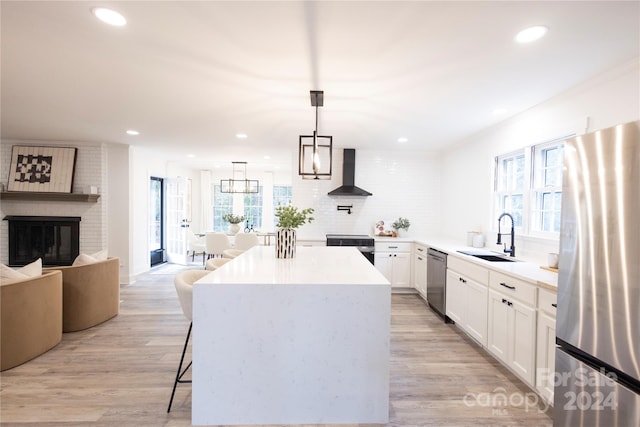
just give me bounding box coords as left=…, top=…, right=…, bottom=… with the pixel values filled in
left=554, top=120, right=640, bottom=426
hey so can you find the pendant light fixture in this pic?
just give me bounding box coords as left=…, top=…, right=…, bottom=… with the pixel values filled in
left=299, top=90, right=332, bottom=179
left=220, top=161, right=259, bottom=193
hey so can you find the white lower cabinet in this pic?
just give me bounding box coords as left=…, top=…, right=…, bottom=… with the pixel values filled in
left=375, top=242, right=411, bottom=288
left=445, top=269, right=465, bottom=324
left=445, top=257, right=489, bottom=347
left=413, top=253, right=427, bottom=296
left=413, top=244, right=428, bottom=298
left=536, top=288, right=557, bottom=405
left=487, top=271, right=537, bottom=387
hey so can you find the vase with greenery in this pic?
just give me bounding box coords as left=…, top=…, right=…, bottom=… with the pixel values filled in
left=274, top=204, right=314, bottom=258
left=223, top=213, right=244, bottom=235
left=392, top=217, right=410, bottom=237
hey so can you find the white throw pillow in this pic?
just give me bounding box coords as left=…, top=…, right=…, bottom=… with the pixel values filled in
left=91, top=249, right=108, bottom=261
left=0, top=258, right=42, bottom=282
left=72, top=249, right=108, bottom=266
left=18, top=258, right=42, bottom=277
left=1, top=264, right=28, bottom=282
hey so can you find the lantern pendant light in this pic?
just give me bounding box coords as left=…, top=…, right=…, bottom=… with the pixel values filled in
left=299, top=90, right=332, bottom=179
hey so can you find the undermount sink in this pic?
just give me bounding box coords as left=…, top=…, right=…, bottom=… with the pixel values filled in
left=457, top=250, right=516, bottom=262
left=470, top=254, right=515, bottom=262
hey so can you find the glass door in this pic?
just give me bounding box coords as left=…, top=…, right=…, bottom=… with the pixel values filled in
left=149, top=177, right=165, bottom=266
left=165, top=177, right=189, bottom=265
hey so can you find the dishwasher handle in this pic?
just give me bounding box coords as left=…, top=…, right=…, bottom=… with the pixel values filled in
left=427, top=248, right=447, bottom=264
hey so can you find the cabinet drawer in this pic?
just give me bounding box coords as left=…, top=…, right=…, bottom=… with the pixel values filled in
left=414, top=243, right=428, bottom=255
left=489, top=271, right=537, bottom=306
left=538, top=288, right=557, bottom=316
left=375, top=241, right=411, bottom=252
left=448, top=256, right=489, bottom=285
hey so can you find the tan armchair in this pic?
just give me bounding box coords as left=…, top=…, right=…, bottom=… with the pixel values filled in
left=45, top=257, right=120, bottom=332
left=1, top=270, right=63, bottom=371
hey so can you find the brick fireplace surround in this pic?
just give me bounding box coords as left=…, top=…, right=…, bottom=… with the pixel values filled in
left=0, top=141, right=108, bottom=266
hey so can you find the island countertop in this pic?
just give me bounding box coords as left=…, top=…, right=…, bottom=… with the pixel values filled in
left=197, top=245, right=389, bottom=286
left=192, top=245, right=391, bottom=425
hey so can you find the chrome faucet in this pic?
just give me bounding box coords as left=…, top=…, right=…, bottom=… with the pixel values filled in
left=496, top=212, right=516, bottom=257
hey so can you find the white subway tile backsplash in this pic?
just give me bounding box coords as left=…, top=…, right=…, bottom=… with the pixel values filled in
left=291, top=149, right=441, bottom=239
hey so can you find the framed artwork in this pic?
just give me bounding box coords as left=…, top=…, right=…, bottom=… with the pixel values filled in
left=7, top=146, right=77, bottom=193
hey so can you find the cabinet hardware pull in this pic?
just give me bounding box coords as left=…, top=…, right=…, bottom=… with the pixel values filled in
left=502, top=298, right=507, bottom=304
left=507, top=301, right=513, bottom=306
left=417, top=257, right=423, bottom=261
left=551, top=303, right=557, bottom=308
left=500, top=282, right=516, bottom=290
left=389, top=246, right=398, bottom=249
left=393, top=254, right=397, bottom=257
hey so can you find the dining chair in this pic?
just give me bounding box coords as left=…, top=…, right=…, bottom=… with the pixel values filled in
left=167, top=269, right=210, bottom=413
left=205, top=232, right=232, bottom=259
left=186, top=229, right=206, bottom=264
left=233, top=232, right=260, bottom=251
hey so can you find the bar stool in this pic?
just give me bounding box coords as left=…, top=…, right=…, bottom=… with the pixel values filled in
left=205, top=257, right=232, bottom=271
left=167, top=269, right=210, bottom=413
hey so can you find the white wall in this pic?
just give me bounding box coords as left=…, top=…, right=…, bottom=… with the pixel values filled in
left=440, top=58, right=640, bottom=261
left=107, top=143, right=132, bottom=284
left=291, top=149, right=442, bottom=240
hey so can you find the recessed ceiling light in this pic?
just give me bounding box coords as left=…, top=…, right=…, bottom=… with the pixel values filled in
left=187, top=154, right=196, bottom=158
left=92, top=8, right=127, bottom=27
left=492, top=108, right=507, bottom=116
left=126, top=130, right=139, bottom=135
left=397, top=137, right=408, bottom=143
left=263, top=155, right=271, bottom=160
left=236, top=133, right=248, bottom=139
left=515, top=26, right=548, bottom=43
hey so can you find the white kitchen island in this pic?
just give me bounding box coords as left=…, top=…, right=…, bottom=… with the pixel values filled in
left=192, top=245, right=391, bottom=425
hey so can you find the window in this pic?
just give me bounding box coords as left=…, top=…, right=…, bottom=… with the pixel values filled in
left=273, top=185, right=292, bottom=228
left=212, top=185, right=233, bottom=232
left=494, top=151, right=526, bottom=228
left=531, top=143, right=564, bottom=233
left=242, top=189, right=263, bottom=231
left=494, top=137, right=567, bottom=238
left=212, top=184, right=292, bottom=231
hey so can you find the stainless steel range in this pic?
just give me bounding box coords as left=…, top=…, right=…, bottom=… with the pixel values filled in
left=326, top=234, right=375, bottom=265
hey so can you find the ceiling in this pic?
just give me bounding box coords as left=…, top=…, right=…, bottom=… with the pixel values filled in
left=2, top=1, right=638, bottom=172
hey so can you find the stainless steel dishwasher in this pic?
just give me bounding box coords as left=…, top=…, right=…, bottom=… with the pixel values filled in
left=426, top=248, right=448, bottom=321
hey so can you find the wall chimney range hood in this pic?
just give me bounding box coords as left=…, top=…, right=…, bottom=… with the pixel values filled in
left=328, top=149, right=372, bottom=196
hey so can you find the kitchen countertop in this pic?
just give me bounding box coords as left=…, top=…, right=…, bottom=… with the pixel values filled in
left=412, top=237, right=558, bottom=291
left=297, top=234, right=558, bottom=290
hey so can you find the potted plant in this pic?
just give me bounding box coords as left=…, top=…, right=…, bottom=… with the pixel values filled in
left=274, top=203, right=314, bottom=258
left=222, top=213, right=245, bottom=235
left=392, top=217, right=410, bottom=237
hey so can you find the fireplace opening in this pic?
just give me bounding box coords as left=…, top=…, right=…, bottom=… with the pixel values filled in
left=4, top=216, right=80, bottom=267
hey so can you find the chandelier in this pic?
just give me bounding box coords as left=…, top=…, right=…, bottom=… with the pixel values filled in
left=220, top=161, right=259, bottom=193
left=298, top=90, right=333, bottom=179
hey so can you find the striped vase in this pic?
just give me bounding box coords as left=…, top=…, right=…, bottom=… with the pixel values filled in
left=276, top=228, right=296, bottom=258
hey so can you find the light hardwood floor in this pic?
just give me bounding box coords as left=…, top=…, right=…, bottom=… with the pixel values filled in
left=0, top=265, right=552, bottom=426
